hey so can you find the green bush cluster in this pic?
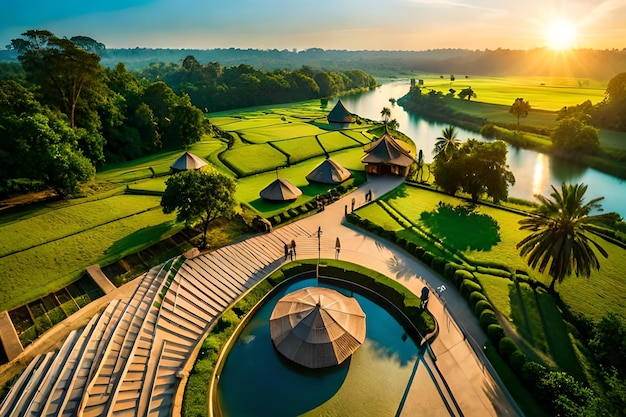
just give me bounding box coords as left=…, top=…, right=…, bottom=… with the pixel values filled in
left=268, top=201, right=318, bottom=226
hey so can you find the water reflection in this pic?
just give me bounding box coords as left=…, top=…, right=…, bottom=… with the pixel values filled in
left=340, top=81, right=626, bottom=217
left=532, top=154, right=548, bottom=196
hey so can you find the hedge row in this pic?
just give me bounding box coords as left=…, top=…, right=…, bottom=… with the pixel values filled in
left=347, top=210, right=598, bottom=416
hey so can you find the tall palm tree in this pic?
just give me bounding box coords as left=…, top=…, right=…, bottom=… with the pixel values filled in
left=433, top=125, right=460, bottom=160
left=517, top=183, right=609, bottom=292
left=381, top=107, right=391, bottom=123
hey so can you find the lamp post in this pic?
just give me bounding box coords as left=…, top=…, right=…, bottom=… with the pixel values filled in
left=316, top=226, right=322, bottom=280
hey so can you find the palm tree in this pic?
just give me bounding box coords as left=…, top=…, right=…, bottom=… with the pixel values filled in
left=381, top=107, right=391, bottom=123
left=516, top=183, right=610, bottom=292
left=433, top=125, right=460, bottom=160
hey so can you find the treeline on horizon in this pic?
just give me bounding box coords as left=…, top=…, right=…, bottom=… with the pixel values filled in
left=3, top=46, right=626, bottom=79
left=0, top=31, right=378, bottom=198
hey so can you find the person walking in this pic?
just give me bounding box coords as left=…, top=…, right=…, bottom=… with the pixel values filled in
left=284, top=242, right=289, bottom=260
left=335, top=237, right=341, bottom=259
left=291, top=239, right=296, bottom=258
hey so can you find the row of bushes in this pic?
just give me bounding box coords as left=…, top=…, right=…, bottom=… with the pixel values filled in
left=183, top=259, right=435, bottom=417
left=267, top=183, right=357, bottom=226
left=346, top=210, right=599, bottom=417
left=18, top=298, right=85, bottom=347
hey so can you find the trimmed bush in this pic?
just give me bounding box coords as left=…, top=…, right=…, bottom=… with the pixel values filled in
left=454, top=269, right=474, bottom=287
left=486, top=324, right=505, bottom=345
left=421, top=251, right=435, bottom=266
left=405, top=241, right=417, bottom=253
left=413, top=246, right=425, bottom=259
left=444, top=262, right=462, bottom=280
left=474, top=299, right=493, bottom=317
left=469, top=291, right=487, bottom=306
left=479, top=309, right=499, bottom=329
left=509, top=349, right=527, bottom=373
left=520, top=360, right=548, bottom=388
left=431, top=257, right=446, bottom=274
left=48, top=307, right=67, bottom=325
left=287, top=208, right=299, bottom=218
left=498, top=336, right=517, bottom=357
left=476, top=266, right=512, bottom=278
left=461, top=279, right=482, bottom=299
left=279, top=212, right=291, bottom=222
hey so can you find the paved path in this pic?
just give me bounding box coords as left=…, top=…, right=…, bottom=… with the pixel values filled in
left=0, top=175, right=523, bottom=417
left=292, top=176, right=523, bottom=417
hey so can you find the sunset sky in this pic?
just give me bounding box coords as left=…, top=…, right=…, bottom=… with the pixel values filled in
left=2, top=0, right=625, bottom=51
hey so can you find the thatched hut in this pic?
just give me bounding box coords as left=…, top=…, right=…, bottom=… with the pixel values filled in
left=270, top=287, right=366, bottom=369
left=361, top=133, right=414, bottom=176
left=259, top=178, right=302, bottom=202
left=306, top=158, right=351, bottom=184
left=170, top=151, right=207, bottom=172
left=327, top=99, right=353, bottom=128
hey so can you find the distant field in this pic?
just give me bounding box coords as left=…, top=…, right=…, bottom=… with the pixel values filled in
left=416, top=74, right=606, bottom=111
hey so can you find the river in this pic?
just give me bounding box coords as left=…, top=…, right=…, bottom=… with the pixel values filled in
left=339, top=81, right=626, bottom=218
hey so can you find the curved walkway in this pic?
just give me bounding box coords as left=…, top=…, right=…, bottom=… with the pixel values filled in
left=0, top=176, right=523, bottom=417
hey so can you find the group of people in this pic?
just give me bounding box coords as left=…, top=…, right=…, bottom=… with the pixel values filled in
left=284, top=239, right=297, bottom=260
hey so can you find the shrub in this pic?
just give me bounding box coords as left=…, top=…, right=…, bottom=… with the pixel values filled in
left=479, top=309, right=499, bottom=329
left=405, top=241, right=417, bottom=253
left=270, top=215, right=282, bottom=226
left=469, top=291, right=488, bottom=306
left=520, top=360, right=548, bottom=388
left=476, top=266, right=512, bottom=278
left=508, top=349, right=527, bottom=373
left=34, top=315, right=52, bottom=335
left=413, top=246, right=425, bottom=259
left=431, top=257, right=446, bottom=274
left=19, top=326, right=38, bottom=347
left=486, top=324, right=505, bottom=345
left=279, top=211, right=291, bottom=222
left=421, top=251, right=435, bottom=266
left=461, top=279, right=482, bottom=299
left=48, top=307, right=67, bottom=325
left=498, top=336, right=517, bottom=358
left=474, top=299, right=493, bottom=317
left=444, top=262, right=462, bottom=280
left=453, top=269, right=474, bottom=287
left=287, top=208, right=299, bottom=218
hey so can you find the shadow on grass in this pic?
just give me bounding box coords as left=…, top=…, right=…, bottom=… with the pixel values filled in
left=104, top=221, right=178, bottom=261
left=509, top=282, right=586, bottom=379
left=419, top=202, right=500, bottom=251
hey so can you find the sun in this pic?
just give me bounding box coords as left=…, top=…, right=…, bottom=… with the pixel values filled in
left=545, top=20, right=578, bottom=50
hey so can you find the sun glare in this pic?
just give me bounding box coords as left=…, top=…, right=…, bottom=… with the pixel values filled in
left=545, top=20, right=578, bottom=50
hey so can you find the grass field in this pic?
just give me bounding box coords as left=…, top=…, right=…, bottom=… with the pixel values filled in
left=360, top=184, right=626, bottom=323
left=416, top=74, right=606, bottom=111
left=0, top=195, right=177, bottom=311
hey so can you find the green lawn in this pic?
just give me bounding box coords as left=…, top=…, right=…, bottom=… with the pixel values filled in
left=418, top=74, right=606, bottom=111
left=318, top=131, right=363, bottom=153
left=271, top=136, right=326, bottom=164
left=358, top=184, right=626, bottom=324
left=0, top=198, right=177, bottom=311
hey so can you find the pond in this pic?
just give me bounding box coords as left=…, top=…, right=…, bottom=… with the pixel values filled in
left=339, top=81, right=626, bottom=218
left=215, top=277, right=453, bottom=417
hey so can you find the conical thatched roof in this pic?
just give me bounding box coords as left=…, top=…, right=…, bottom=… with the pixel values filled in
left=327, top=99, right=353, bottom=124
left=361, top=133, right=414, bottom=167
left=170, top=151, right=207, bottom=172
left=306, top=158, right=351, bottom=184
left=259, top=178, right=302, bottom=202
left=270, top=287, right=366, bottom=369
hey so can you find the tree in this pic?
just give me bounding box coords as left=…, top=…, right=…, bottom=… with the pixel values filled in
left=381, top=107, right=391, bottom=123
left=458, top=86, right=476, bottom=101
left=433, top=125, right=460, bottom=160
left=551, top=117, right=599, bottom=154
left=161, top=169, right=237, bottom=248
left=433, top=139, right=514, bottom=202
left=509, top=97, right=531, bottom=127
left=11, top=30, right=108, bottom=130
left=517, top=183, right=610, bottom=292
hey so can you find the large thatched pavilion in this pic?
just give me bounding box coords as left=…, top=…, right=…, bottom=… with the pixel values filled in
left=361, top=132, right=414, bottom=176
left=269, top=287, right=366, bottom=369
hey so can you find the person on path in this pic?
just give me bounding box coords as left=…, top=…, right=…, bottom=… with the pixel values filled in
left=335, top=237, right=341, bottom=259
left=351, top=197, right=355, bottom=212
left=291, top=239, right=296, bottom=258
left=284, top=243, right=289, bottom=260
